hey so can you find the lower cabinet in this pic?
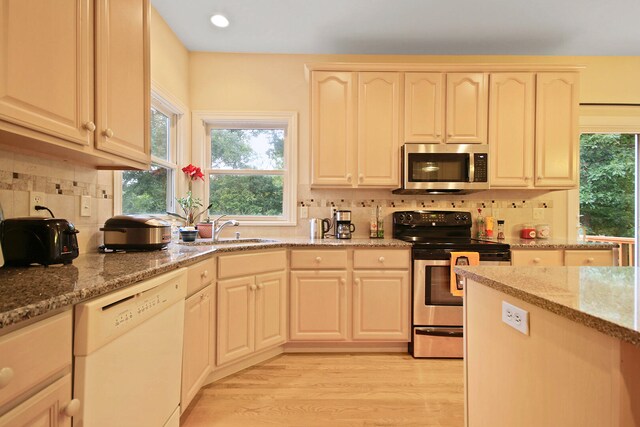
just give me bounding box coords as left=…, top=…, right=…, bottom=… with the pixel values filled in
left=181, top=284, right=215, bottom=411
left=217, top=270, right=287, bottom=366
left=511, top=248, right=614, bottom=267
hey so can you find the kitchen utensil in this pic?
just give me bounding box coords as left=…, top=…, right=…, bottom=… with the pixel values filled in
left=100, top=215, right=171, bottom=251
left=334, top=210, right=355, bottom=239
left=309, top=218, right=331, bottom=239
left=1, top=217, right=79, bottom=266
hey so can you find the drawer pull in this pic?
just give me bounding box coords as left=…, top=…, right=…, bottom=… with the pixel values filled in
left=378, top=256, right=385, bottom=263
left=103, top=128, right=114, bottom=138
left=0, top=367, right=14, bottom=388
left=83, top=121, right=96, bottom=132
left=63, top=399, right=81, bottom=417
left=586, top=257, right=595, bottom=263
left=201, top=270, right=209, bottom=279
left=315, top=257, right=322, bottom=263
left=532, top=257, right=541, bottom=264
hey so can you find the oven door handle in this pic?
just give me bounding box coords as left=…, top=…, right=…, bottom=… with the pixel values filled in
left=415, top=327, right=463, bottom=338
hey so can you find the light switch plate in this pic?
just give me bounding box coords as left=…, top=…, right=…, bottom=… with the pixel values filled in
left=80, top=195, right=91, bottom=217
left=299, top=206, right=308, bottom=219
left=502, top=301, right=529, bottom=335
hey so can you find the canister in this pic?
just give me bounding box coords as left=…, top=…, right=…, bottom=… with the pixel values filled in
left=536, top=223, right=550, bottom=239
left=520, top=224, right=536, bottom=239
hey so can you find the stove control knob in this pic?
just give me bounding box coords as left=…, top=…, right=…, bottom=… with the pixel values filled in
left=406, top=214, right=413, bottom=223
left=397, top=213, right=405, bottom=223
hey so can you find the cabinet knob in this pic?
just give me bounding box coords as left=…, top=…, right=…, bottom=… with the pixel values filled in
left=250, top=284, right=257, bottom=291
left=200, top=293, right=208, bottom=300
left=354, top=278, right=361, bottom=286
left=63, top=399, right=81, bottom=417
left=315, top=256, right=322, bottom=263
left=358, top=174, right=364, bottom=183
left=103, top=128, right=114, bottom=138
left=537, top=175, right=543, bottom=181
left=0, top=367, right=14, bottom=389
left=201, top=270, right=209, bottom=278
left=435, top=132, right=441, bottom=137
left=586, top=257, right=595, bottom=263
left=257, top=283, right=264, bottom=290
left=378, top=256, right=385, bottom=263
left=346, top=173, right=352, bottom=183
left=340, top=278, right=346, bottom=285
left=532, top=257, right=541, bottom=264
left=83, top=121, right=96, bottom=132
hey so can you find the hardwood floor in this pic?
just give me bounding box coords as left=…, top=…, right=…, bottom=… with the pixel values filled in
left=180, top=353, right=464, bottom=426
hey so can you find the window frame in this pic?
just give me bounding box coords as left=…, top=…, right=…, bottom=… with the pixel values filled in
left=193, top=111, right=298, bottom=226
left=114, top=85, right=187, bottom=216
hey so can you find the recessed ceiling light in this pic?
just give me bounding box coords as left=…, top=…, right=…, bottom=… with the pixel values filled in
left=210, top=14, right=229, bottom=28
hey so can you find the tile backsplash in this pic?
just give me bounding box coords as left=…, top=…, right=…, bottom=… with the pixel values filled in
left=0, top=148, right=114, bottom=254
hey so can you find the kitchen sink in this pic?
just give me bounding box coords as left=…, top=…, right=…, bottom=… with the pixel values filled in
left=178, top=238, right=278, bottom=246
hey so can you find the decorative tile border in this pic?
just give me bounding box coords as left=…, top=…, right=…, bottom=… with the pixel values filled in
left=299, top=197, right=553, bottom=210
left=0, top=170, right=113, bottom=199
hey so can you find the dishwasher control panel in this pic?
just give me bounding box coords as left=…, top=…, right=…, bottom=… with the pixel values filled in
left=74, top=268, right=187, bottom=356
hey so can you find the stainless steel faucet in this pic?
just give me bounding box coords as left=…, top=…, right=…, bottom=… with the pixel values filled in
left=212, top=215, right=239, bottom=241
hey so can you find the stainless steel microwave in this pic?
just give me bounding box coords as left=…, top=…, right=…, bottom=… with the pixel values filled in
left=393, top=144, right=489, bottom=194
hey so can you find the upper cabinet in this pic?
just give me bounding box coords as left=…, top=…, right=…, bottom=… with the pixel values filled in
left=311, top=71, right=400, bottom=188
left=404, top=73, right=444, bottom=143
left=0, top=0, right=150, bottom=169
left=445, top=73, right=488, bottom=144
left=489, top=72, right=579, bottom=189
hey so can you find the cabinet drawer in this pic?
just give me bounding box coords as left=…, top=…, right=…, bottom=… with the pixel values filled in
left=187, top=257, right=216, bottom=296
left=353, top=249, right=410, bottom=269
left=564, top=250, right=613, bottom=266
left=290, top=250, right=348, bottom=269
left=0, top=311, right=72, bottom=408
left=510, top=250, right=564, bottom=266
left=0, top=374, right=72, bottom=426
left=218, top=250, right=287, bottom=279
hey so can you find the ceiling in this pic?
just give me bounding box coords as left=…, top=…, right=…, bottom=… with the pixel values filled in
left=151, top=0, right=640, bottom=55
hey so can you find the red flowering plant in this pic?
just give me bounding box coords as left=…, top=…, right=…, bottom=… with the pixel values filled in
left=167, top=164, right=211, bottom=226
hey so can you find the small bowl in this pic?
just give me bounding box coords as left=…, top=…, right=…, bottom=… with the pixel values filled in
left=180, top=229, right=198, bottom=242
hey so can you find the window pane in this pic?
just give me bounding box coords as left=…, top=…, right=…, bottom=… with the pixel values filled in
left=122, top=164, right=169, bottom=215
left=211, top=129, right=284, bottom=170
left=151, top=107, right=170, bottom=161
left=209, top=174, right=283, bottom=216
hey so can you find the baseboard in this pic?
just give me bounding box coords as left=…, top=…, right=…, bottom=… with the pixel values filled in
left=284, top=341, right=409, bottom=353
left=203, top=346, right=284, bottom=384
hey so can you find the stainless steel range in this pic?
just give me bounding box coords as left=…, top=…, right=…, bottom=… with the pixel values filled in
left=393, top=210, right=511, bottom=358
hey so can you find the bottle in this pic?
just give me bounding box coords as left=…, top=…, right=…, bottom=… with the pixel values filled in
left=485, top=216, right=494, bottom=238
left=476, top=208, right=485, bottom=238
left=497, top=220, right=505, bottom=240
left=369, top=207, right=378, bottom=238
left=377, top=206, right=384, bottom=238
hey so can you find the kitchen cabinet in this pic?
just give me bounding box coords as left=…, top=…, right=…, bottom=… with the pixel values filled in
left=0, top=311, right=77, bottom=424
left=445, top=73, right=488, bottom=144
left=535, top=73, right=579, bottom=188
left=404, top=73, right=445, bottom=143
left=0, top=0, right=150, bottom=169
left=511, top=248, right=614, bottom=267
left=488, top=73, right=535, bottom=187
left=181, top=257, right=216, bottom=413
left=489, top=72, right=579, bottom=189
left=216, top=250, right=287, bottom=366
left=289, top=248, right=410, bottom=342
left=310, top=71, right=400, bottom=188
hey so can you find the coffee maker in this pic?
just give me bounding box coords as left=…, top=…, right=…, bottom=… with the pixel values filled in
left=334, top=210, right=355, bottom=239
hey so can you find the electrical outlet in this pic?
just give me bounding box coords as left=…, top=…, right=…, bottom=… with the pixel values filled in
left=299, top=206, right=308, bottom=219
left=29, top=191, right=46, bottom=216
left=502, top=301, right=529, bottom=335
left=533, top=208, right=545, bottom=220
left=80, top=195, right=91, bottom=217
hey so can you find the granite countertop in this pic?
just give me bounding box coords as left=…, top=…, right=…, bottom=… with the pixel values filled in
left=0, top=237, right=410, bottom=331
left=454, top=265, right=639, bottom=346
left=498, top=237, right=617, bottom=249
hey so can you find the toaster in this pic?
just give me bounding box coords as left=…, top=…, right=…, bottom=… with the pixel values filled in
left=0, top=217, right=79, bottom=266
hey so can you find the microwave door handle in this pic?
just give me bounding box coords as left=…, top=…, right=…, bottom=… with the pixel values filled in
left=468, top=153, right=475, bottom=183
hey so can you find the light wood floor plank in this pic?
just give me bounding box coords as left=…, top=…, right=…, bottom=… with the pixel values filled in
left=181, top=353, right=464, bottom=427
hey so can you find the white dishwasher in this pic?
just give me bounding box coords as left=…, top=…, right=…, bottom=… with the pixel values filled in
left=73, top=268, right=187, bottom=427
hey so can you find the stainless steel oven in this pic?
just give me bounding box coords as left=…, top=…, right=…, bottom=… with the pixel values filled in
left=393, top=210, right=510, bottom=358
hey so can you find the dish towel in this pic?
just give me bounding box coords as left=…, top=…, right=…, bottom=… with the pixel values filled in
left=450, top=252, right=480, bottom=297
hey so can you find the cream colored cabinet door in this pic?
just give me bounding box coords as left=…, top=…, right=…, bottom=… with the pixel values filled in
left=357, top=72, right=401, bottom=187
left=289, top=270, right=348, bottom=341
left=255, top=271, right=287, bottom=351
left=535, top=72, right=579, bottom=188
left=352, top=270, right=410, bottom=341
left=311, top=71, right=356, bottom=187
left=94, top=0, right=150, bottom=165
left=181, top=285, right=215, bottom=412
left=564, top=250, right=614, bottom=266
left=510, top=250, right=564, bottom=266
left=489, top=73, right=535, bottom=187
left=0, top=374, right=73, bottom=427
left=0, top=0, right=92, bottom=146
left=217, top=276, right=255, bottom=365
left=445, top=73, right=488, bottom=144
left=404, top=73, right=445, bottom=143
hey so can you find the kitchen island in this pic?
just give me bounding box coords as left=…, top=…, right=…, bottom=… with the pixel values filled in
left=455, top=266, right=640, bottom=427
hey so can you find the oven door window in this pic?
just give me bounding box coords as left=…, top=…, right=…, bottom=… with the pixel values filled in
left=425, top=265, right=462, bottom=306
left=408, top=153, right=469, bottom=183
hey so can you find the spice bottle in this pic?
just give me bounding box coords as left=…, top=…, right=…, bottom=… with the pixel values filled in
left=497, top=220, right=505, bottom=240
left=369, top=207, right=378, bottom=238
left=377, top=206, right=384, bottom=238
left=476, top=208, right=486, bottom=238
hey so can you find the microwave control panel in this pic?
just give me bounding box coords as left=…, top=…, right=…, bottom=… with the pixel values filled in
left=473, top=154, right=488, bottom=182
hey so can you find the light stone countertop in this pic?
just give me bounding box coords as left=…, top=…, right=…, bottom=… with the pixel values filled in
left=0, top=237, right=411, bottom=331
left=496, top=237, right=617, bottom=249
left=454, top=265, right=639, bottom=346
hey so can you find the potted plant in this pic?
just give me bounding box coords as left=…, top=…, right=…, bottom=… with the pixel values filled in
left=167, top=164, right=212, bottom=241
